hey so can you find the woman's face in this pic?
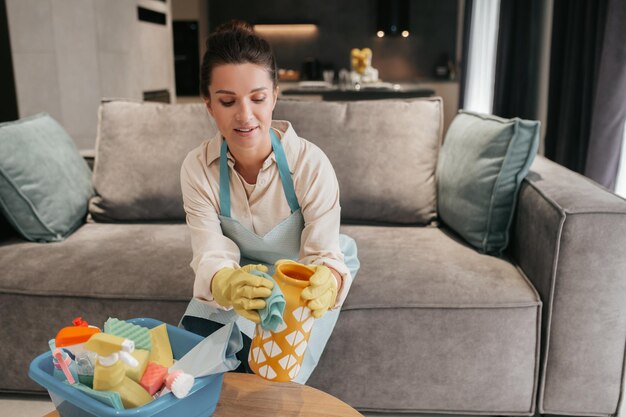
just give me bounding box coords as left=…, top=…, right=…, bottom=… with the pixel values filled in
left=206, top=63, right=278, bottom=154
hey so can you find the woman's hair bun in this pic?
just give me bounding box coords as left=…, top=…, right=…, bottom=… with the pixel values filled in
left=214, top=20, right=254, bottom=35
left=200, top=19, right=277, bottom=97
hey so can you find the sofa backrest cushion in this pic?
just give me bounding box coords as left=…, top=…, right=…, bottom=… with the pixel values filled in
left=0, top=113, right=94, bottom=241
left=90, top=100, right=217, bottom=221
left=274, top=98, right=443, bottom=224
left=437, top=110, right=540, bottom=255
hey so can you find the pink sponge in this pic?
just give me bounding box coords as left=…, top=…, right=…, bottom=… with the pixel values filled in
left=140, top=362, right=168, bottom=395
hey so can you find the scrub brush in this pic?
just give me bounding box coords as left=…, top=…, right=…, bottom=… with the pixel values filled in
left=165, top=370, right=194, bottom=399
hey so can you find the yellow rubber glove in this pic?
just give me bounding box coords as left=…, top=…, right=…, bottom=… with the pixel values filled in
left=301, top=265, right=338, bottom=319
left=211, top=264, right=274, bottom=323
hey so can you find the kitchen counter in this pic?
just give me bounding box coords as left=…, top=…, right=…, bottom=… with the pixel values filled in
left=281, top=84, right=434, bottom=101
left=279, top=80, right=459, bottom=136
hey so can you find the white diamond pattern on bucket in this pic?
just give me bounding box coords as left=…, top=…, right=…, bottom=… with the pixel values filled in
left=263, top=341, right=282, bottom=358
left=285, top=331, right=297, bottom=345
left=288, top=364, right=301, bottom=379
left=259, top=365, right=277, bottom=380
left=278, top=354, right=298, bottom=370
left=292, top=306, right=311, bottom=321
left=294, top=340, right=307, bottom=356
left=278, top=355, right=290, bottom=370
left=292, top=307, right=304, bottom=320
left=287, top=354, right=297, bottom=369
left=302, top=317, right=314, bottom=333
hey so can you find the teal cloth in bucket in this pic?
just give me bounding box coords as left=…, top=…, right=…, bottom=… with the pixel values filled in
left=67, top=382, right=124, bottom=410
left=250, top=269, right=285, bottom=331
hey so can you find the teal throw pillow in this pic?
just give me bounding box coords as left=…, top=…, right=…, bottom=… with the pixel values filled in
left=436, top=110, right=540, bottom=255
left=0, top=113, right=94, bottom=242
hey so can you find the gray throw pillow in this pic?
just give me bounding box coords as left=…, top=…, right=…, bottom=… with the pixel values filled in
left=436, top=110, right=540, bottom=255
left=0, top=113, right=94, bottom=242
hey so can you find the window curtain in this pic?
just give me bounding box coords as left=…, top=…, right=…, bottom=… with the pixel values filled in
left=491, top=0, right=544, bottom=120
left=583, top=0, right=626, bottom=191
left=615, top=121, right=626, bottom=195
left=0, top=0, right=18, bottom=123
left=462, top=0, right=500, bottom=114
left=543, top=0, right=608, bottom=175
left=458, top=0, right=473, bottom=109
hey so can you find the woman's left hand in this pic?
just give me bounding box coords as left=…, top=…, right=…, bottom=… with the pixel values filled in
left=301, top=265, right=338, bottom=319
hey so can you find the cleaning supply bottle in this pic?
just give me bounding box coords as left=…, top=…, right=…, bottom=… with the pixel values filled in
left=74, top=351, right=95, bottom=387
left=84, top=333, right=153, bottom=409
left=248, top=262, right=316, bottom=382
left=49, top=339, right=79, bottom=384
left=55, top=321, right=101, bottom=358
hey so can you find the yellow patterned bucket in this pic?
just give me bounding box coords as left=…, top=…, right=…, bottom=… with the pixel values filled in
left=248, top=262, right=315, bottom=382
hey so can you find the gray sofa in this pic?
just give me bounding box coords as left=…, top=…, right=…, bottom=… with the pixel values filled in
left=1, top=98, right=625, bottom=417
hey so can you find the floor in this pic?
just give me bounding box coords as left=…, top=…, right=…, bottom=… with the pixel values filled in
left=1, top=394, right=55, bottom=416
left=0, top=394, right=480, bottom=417
left=2, top=393, right=623, bottom=417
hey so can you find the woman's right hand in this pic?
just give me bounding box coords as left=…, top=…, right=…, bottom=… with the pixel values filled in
left=211, top=264, right=274, bottom=323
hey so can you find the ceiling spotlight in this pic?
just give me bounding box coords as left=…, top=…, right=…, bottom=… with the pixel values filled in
left=401, top=30, right=409, bottom=38
left=377, top=31, right=385, bottom=38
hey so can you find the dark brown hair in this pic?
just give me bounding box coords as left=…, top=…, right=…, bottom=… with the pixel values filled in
left=200, top=20, right=278, bottom=98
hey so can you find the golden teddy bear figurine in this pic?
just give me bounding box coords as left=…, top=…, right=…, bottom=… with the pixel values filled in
left=351, top=48, right=372, bottom=75
left=350, top=48, right=379, bottom=83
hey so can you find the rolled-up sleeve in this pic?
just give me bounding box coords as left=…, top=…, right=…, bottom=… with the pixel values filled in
left=297, top=146, right=353, bottom=308
left=180, top=153, right=239, bottom=308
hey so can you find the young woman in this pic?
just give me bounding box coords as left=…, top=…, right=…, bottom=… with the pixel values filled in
left=180, top=20, right=359, bottom=384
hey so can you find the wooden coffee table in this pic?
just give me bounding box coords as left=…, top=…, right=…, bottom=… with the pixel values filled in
left=43, top=372, right=363, bottom=417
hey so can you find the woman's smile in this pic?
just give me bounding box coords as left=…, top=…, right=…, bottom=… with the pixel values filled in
left=234, top=126, right=259, bottom=137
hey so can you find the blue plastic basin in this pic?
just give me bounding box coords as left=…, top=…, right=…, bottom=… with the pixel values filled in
left=29, top=318, right=223, bottom=417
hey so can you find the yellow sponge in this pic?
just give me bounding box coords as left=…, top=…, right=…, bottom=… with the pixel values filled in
left=148, top=324, right=174, bottom=368
left=126, top=349, right=150, bottom=383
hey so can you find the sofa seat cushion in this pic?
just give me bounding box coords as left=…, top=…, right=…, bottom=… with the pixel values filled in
left=0, top=223, right=193, bottom=300
left=341, top=225, right=540, bottom=308
left=308, top=225, right=541, bottom=415
left=0, top=223, right=195, bottom=393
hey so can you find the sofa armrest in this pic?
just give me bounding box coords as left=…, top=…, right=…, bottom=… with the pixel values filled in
left=511, top=155, right=626, bottom=416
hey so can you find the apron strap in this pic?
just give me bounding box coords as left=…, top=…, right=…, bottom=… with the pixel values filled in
left=218, top=129, right=301, bottom=218
left=270, top=129, right=300, bottom=214
left=219, top=139, right=232, bottom=217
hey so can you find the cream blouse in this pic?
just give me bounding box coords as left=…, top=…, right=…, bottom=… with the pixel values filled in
left=180, top=120, right=352, bottom=310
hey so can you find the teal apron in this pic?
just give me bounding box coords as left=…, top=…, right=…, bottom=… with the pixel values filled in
left=183, top=129, right=359, bottom=384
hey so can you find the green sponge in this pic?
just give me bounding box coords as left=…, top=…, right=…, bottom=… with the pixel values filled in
left=104, top=318, right=152, bottom=351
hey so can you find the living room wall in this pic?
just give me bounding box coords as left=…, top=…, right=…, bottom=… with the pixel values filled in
left=5, top=0, right=176, bottom=150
